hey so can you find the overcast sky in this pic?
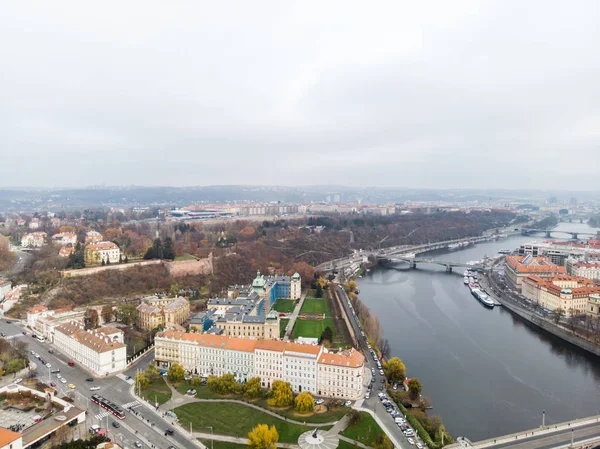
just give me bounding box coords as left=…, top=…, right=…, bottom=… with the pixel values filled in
left=1, top=1, right=600, bottom=190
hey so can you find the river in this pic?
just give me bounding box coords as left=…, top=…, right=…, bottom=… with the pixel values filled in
left=356, top=222, right=600, bottom=441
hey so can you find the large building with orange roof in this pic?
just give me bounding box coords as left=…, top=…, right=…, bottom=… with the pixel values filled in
left=154, top=331, right=365, bottom=399
left=504, top=254, right=566, bottom=292
left=522, top=274, right=600, bottom=315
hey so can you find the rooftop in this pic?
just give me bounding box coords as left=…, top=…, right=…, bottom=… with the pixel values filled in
left=0, top=427, right=22, bottom=447
left=55, top=321, right=125, bottom=353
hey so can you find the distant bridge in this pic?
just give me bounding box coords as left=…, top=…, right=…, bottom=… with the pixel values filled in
left=520, top=228, right=599, bottom=239
left=378, top=256, right=483, bottom=272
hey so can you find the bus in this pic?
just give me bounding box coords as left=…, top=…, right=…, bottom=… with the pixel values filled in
left=91, top=394, right=125, bottom=420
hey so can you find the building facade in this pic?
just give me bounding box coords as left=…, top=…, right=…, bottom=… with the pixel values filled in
left=85, top=230, right=103, bottom=244
left=522, top=275, right=600, bottom=315
left=85, top=241, right=120, bottom=265
left=136, top=296, right=190, bottom=331
left=154, top=331, right=366, bottom=399
left=51, top=232, right=77, bottom=246
left=20, top=232, right=47, bottom=248
left=504, top=255, right=566, bottom=292
left=53, top=322, right=127, bottom=375
left=570, top=261, right=600, bottom=281
left=251, top=271, right=302, bottom=313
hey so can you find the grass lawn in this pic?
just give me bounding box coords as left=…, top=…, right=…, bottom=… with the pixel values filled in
left=341, top=412, right=386, bottom=447
left=199, top=440, right=247, bottom=449
left=140, top=377, right=172, bottom=405
left=292, top=317, right=335, bottom=340
left=337, top=441, right=360, bottom=449
left=300, top=298, right=330, bottom=315
left=254, top=398, right=348, bottom=424
left=272, top=299, right=298, bottom=314
left=172, top=382, right=228, bottom=399
left=175, top=253, right=197, bottom=261
left=280, top=318, right=290, bottom=338
left=174, top=402, right=327, bottom=444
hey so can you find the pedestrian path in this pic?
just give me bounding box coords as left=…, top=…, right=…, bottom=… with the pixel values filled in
left=94, top=410, right=111, bottom=420
left=122, top=400, right=142, bottom=409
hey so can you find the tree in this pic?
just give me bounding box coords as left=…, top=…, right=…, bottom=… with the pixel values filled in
left=374, top=433, right=394, bottom=449
left=6, top=359, right=25, bottom=374
left=169, top=283, right=180, bottom=298
left=163, top=237, right=175, bottom=260
left=51, top=424, right=71, bottom=446
left=384, top=357, right=406, bottom=384
left=247, top=424, right=279, bottom=449
left=145, top=364, right=160, bottom=382
left=315, top=283, right=323, bottom=298
left=167, top=363, right=184, bottom=382
left=294, top=391, right=314, bottom=413
left=343, top=280, right=358, bottom=293
left=191, top=376, right=202, bottom=386
left=319, top=327, right=333, bottom=345
left=87, top=308, right=99, bottom=329
left=245, top=376, right=263, bottom=398
left=66, top=242, right=85, bottom=269
left=136, top=372, right=149, bottom=390
left=116, top=304, right=137, bottom=325
left=268, top=380, right=293, bottom=407
left=101, top=305, right=113, bottom=323
left=347, top=410, right=361, bottom=426
left=408, top=378, right=422, bottom=400
left=554, top=307, right=565, bottom=324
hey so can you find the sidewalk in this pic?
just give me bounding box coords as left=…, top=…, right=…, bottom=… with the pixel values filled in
left=284, top=290, right=308, bottom=341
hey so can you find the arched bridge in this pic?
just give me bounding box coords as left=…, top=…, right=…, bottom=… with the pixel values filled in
left=521, top=228, right=599, bottom=239
left=379, top=256, right=483, bottom=272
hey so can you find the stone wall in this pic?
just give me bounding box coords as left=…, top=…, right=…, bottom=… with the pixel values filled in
left=60, top=259, right=162, bottom=278
left=165, top=253, right=213, bottom=277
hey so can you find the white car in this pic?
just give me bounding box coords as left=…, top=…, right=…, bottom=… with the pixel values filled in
left=395, top=417, right=404, bottom=423
left=407, top=438, right=415, bottom=445
left=60, top=378, right=67, bottom=384
left=134, top=442, right=142, bottom=448
left=364, top=392, right=370, bottom=399
left=315, top=399, right=325, bottom=405
left=14, top=378, right=23, bottom=384
left=46, top=363, right=51, bottom=368
left=57, top=374, right=61, bottom=379
left=416, top=444, right=424, bottom=449
left=90, top=386, right=100, bottom=391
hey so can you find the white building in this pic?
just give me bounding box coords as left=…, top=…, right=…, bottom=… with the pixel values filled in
left=571, top=261, right=600, bottom=281
left=85, top=241, right=120, bottom=264
left=20, top=232, right=47, bottom=248
left=0, top=427, right=22, bottom=449
left=51, top=232, right=77, bottom=246
left=27, top=305, right=52, bottom=329
left=85, top=230, right=103, bottom=244
left=53, top=322, right=127, bottom=376
left=154, top=331, right=366, bottom=399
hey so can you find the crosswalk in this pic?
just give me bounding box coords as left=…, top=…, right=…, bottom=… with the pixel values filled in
left=94, top=411, right=111, bottom=420
left=121, top=400, right=141, bottom=409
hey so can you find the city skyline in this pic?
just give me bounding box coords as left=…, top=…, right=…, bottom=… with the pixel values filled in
left=2, top=1, right=600, bottom=189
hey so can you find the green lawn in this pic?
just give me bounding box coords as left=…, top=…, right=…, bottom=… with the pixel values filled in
left=341, top=412, right=386, bottom=447
left=300, top=298, right=330, bottom=315
left=175, top=253, right=197, bottom=261
left=199, top=440, right=247, bottom=449
left=140, top=377, right=172, bottom=405
left=337, top=441, right=360, bottom=449
left=272, top=299, right=298, bottom=314
left=292, top=317, right=335, bottom=340
left=254, top=398, right=348, bottom=424
left=174, top=402, right=328, bottom=444
left=280, top=318, right=290, bottom=338
left=172, top=382, right=225, bottom=399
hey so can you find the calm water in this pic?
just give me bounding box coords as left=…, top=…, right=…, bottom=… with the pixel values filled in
left=357, top=222, right=600, bottom=441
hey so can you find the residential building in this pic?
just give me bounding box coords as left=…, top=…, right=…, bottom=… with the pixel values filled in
left=136, top=296, right=190, bottom=330
left=251, top=271, right=302, bottom=313
left=154, top=331, right=366, bottom=399
left=53, top=321, right=127, bottom=375
left=27, top=305, right=51, bottom=329
left=85, top=241, right=120, bottom=265
left=504, top=255, right=566, bottom=292
left=28, top=219, right=40, bottom=230
left=570, top=261, right=600, bottom=281
left=85, top=230, right=103, bottom=244
left=522, top=275, right=600, bottom=315
left=588, top=294, right=600, bottom=317
left=20, top=232, right=47, bottom=248
left=0, top=427, right=22, bottom=449
left=215, top=311, right=279, bottom=339
left=51, top=232, right=77, bottom=246
left=59, top=247, right=74, bottom=257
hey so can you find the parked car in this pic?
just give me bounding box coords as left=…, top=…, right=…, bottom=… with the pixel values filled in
left=186, top=389, right=196, bottom=395
left=51, top=369, right=60, bottom=373
left=45, top=363, right=51, bottom=368
left=14, top=378, right=23, bottom=384
left=134, top=442, right=142, bottom=448
left=68, top=384, right=75, bottom=389
left=315, top=399, right=324, bottom=405
left=416, top=444, right=424, bottom=449
left=48, top=350, right=54, bottom=354
left=85, top=378, right=94, bottom=382
left=68, top=361, right=74, bottom=367
left=408, top=438, right=415, bottom=445
left=125, top=375, right=132, bottom=380
left=50, top=382, right=56, bottom=387
left=90, top=386, right=100, bottom=391
left=57, top=374, right=61, bottom=379
left=342, top=401, right=352, bottom=407
left=60, top=378, right=67, bottom=384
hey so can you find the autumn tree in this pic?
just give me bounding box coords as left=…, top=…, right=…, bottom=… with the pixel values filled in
left=408, top=378, right=422, bottom=400
left=167, top=363, right=185, bottom=382
left=374, top=433, right=394, bottom=449
left=343, top=280, right=358, bottom=293
left=245, top=376, right=263, bottom=398
left=384, top=358, right=406, bottom=384
left=288, top=262, right=316, bottom=288
left=294, top=391, right=315, bottom=413
left=87, top=308, right=99, bottom=329
left=0, top=235, right=16, bottom=271
left=101, top=305, right=113, bottom=323
left=268, top=380, right=293, bottom=407
left=554, top=307, right=565, bottom=324
left=116, top=304, right=137, bottom=325
left=145, top=364, right=160, bottom=382
left=247, top=424, right=279, bottom=449
left=136, top=372, right=149, bottom=390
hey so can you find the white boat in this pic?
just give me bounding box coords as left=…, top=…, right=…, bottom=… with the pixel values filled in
left=463, top=277, right=469, bottom=285
left=463, top=270, right=469, bottom=276
left=498, top=249, right=511, bottom=254
left=472, top=289, right=495, bottom=308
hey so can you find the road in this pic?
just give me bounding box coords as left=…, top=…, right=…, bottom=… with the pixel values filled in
left=0, top=319, right=198, bottom=449
left=335, top=285, right=414, bottom=449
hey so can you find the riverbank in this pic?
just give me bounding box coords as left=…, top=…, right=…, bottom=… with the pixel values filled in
left=481, top=271, right=600, bottom=358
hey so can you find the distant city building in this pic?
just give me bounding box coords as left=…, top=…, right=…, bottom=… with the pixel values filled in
left=20, top=232, right=47, bottom=248
left=570, top=261, right=600, bottom=281
left=85, top=241, right=120, bottom=265
left=53, top=321, right=127, bottom=375
left=136, top=296, right=190, bottom=331
left=504, top=255, right=566, bottom=292
left=28, top=218, right=40, bottom=230
left=154, top=331, right=365, bottom=398
left=588, top=294, right=600, bottom=318
left=85, top=230, right=103, bottom=244
left=51, top=232, right=77, bottom=246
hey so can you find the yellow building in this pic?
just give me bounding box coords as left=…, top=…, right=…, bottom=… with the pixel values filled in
left=136, top=296, right=190, bottom=330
